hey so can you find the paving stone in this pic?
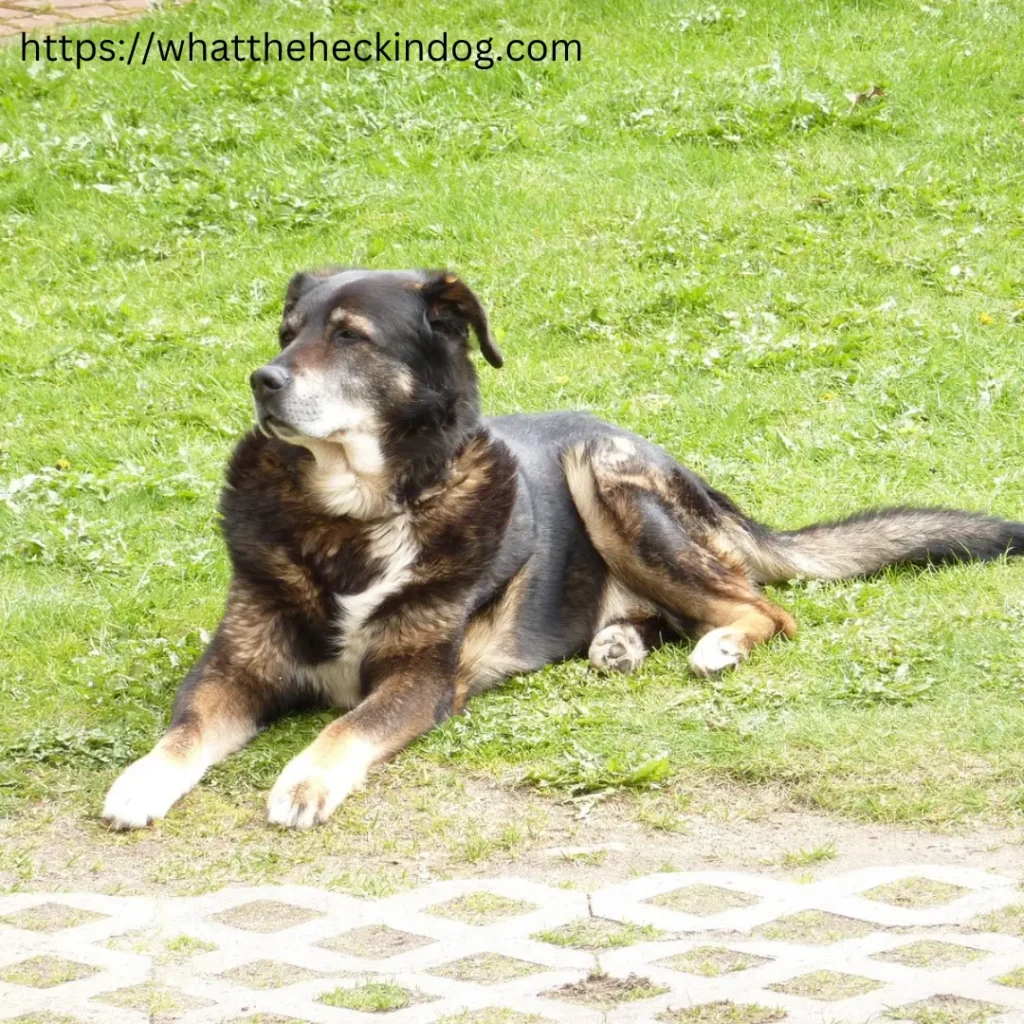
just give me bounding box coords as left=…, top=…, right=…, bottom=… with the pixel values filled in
left=754, top=909, right=875, bottom=943
left=657, top=946, right=772, bottom=976
left=873, top=939, right=987, bottom=969
left=425, top=891, right=537, bottom=924
left=317, top=923, right=435, bottom=957
left=647, top=884, right=758, bottom=915
left=22, top=0, right=118, bottom=7
left=883, top=994, right=1008, bottom=1022
left=429, top=952, right=544, bottom=983
left=0, top=955, right=99, bottom=988
left=863, top=876, right=969, bottom=908
left=541, top=972, right=668, bottom=1009
left=209, top=898, right=324, bottom=932
left=94, top=982, right=214, bottom=1020
left=533, top=916, right=662, bottom=949
left=5, top=867, right=1021, bottom=1024
left=1, top=901, right=108, bottom=933
left=769, top=969, right=882, bottom=1000
left=220, top=958, right=326, bottom=988
left=63, top=4, right=122, bottom=17
left=9, top=14, right=61, bottom=28
left=656, top=1005, right=786, bottom=1024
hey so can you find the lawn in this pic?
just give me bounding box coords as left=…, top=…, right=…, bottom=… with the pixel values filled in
left=2, top=0, right=1024, bottom=887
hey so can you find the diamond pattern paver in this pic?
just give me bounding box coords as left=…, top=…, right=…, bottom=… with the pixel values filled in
left=0, top=868, right=1020, bottom=1024
left=648, top=884, right=758, bottom=915
left=658, top=946, right=772, bottom=976
left=863, top=876, right=969, bottom=907
left=220, top=958, right=326, bottom=988
left=769, top=968, right=882, bottom=1000
left=0, top=955, right=99, bottom=988
left=209, top=898, right=324, bottom=932
left=429, top=952, right=544, bottom=983
left=1, top=901, right=108, bottom=932
left=884, top=994, right=1007, bottom=1022
left=317, top=923, right=435, bottom=957
left=874, top=939, right=987, bottom=969
left=94, top=982, right=214, bottom=1019
left=0, top=0, right=166, bottom=40
left=424, top=891, right=537, bottom=924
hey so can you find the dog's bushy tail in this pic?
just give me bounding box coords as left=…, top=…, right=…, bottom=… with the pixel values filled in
left=732, top=507, right=1024, bottom=584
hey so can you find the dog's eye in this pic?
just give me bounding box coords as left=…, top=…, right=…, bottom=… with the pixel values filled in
left=278, top=326, right=295, bottom=347
left=332, top=328, right=365, bottom=343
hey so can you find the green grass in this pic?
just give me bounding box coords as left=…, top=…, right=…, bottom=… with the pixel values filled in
left=2, top=0, right=1024, bottom=869
left=320, top=981, right=415, bottom=1012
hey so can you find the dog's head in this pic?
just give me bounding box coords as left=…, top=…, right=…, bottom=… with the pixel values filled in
left=250, top=269, right=503, bottom=472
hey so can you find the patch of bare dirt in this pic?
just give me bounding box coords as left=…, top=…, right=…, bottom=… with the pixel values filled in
left=2, top=773, right=1022, bottom=896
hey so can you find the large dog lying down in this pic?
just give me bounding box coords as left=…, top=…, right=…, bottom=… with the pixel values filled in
left=102, top=269, right=1024, bottom=830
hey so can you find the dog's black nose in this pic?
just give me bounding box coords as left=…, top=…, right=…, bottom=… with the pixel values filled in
left=250, top=365, right=291, bottom=399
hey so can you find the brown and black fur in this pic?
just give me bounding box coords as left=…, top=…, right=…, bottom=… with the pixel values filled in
left=102, top=268, right=1024, bottom=830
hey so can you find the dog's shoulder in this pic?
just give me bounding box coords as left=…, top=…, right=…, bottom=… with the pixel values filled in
left=408, top=427, right=519, bottom=576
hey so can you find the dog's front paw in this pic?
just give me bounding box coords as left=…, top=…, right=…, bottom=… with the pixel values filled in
left=689, top=627, right=747, bottom=677
left=102, top=753, right=188, bottom=830
left=266, top=752, right=365, bottom=829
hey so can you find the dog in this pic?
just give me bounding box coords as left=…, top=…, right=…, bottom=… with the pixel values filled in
left=102, top=268, right=1024, bottom=830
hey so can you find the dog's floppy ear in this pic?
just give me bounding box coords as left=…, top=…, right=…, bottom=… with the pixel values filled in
left=282, top=268, right=348, bottom=318
left=421, top=271, right=504, bottom=369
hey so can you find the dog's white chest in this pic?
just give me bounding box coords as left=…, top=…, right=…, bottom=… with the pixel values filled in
left=301, top=515, right=419, bottom=708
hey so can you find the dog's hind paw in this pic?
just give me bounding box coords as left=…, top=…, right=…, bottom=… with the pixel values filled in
left=689, top=627, right=746, bottom=677
left=589, top=622, right=647, bottom=674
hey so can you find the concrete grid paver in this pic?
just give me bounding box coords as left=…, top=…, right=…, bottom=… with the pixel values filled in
left=0, top=0, right=167, bottom=38
left=0, top=867, right=1022, bottom=1023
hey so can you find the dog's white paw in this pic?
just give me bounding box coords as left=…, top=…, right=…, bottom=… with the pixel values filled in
left=589, top=623, right=647, bottom=674
left=689, top=627, right=747, bottom=677
left=102, top=753, right=189, bottom=830
left=267, top=751, right=366, bottom=830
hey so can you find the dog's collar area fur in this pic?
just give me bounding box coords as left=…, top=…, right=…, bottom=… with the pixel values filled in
left=295, top=425, right=485, bottom=524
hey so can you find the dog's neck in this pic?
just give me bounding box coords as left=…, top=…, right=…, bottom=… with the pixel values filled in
left=302, top=401, right=483, bottom=521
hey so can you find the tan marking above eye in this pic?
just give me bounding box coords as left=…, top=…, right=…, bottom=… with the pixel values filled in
left=285, top=313, right=304, bottom=332
left=328, top=308, right=375, bottom=336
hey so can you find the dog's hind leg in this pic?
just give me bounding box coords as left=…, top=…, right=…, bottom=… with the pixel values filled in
left=565, top=437, right=795, bottom=677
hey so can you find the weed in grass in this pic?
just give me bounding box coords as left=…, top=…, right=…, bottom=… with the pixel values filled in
left=969, top=904, right=1024, bottom=937
left=781, top=843, right=837, bottom=868
left=996, top=967, right=1024, bottom=988
left=324, top=868, right=410, bottom=899
left=320, top=981, right=426, bottom=1012
left=162, top=935, right=216, bottom=959
left=533, top=918, right=663, bottom=950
